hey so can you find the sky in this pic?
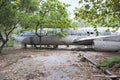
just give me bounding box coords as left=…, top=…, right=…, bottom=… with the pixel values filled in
left=59, top=0, right=80, bottom=19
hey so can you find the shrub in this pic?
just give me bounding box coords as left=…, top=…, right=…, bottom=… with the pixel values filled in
left=97, top=56, right=120, bottom=68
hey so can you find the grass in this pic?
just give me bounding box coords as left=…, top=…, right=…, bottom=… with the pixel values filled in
left=97, top=56, right=120, bottom=68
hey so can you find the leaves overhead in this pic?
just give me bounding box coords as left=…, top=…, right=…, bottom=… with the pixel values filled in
left=36, top=0, right=74, bottom=29
left=0, top=0, right=17, bottom=31
left=18, top=0, right=74, bottom=32
left=75, top=0, right=120, bottom=27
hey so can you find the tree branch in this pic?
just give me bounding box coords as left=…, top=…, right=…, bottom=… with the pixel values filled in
left=7, top=26, right=16, bottom=36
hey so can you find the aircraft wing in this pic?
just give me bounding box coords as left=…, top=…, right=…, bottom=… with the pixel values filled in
left=73, top=35, right=112, bottom=45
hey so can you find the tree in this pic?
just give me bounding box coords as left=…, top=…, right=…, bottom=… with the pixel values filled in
left=73, top=19, right=90, bottom=27
left=25, top=0, right=75, bottom=48
left=33, top=0, right=74, bottom=32
left=0, top=0, right=75, bottom=51
left=0, top=0, right=18, bottom=53
left=0, top=0, right=39, bottom=53
left=74, top=0, right=120, bottom=35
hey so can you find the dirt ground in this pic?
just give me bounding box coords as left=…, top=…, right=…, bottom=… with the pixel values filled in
left=0, top=46, right=120, bottom=80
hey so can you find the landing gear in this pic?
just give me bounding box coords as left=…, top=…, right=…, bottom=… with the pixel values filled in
left=21, top=43, right=27, bottom=49
left=21, top=44, right=59, bottom=49
left=53, top=45, right=58, bottom=49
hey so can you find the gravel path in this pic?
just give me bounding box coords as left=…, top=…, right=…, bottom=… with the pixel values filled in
left=0, top=47, right=120, bottom=80
left=0, top=49, right=85, bottom=80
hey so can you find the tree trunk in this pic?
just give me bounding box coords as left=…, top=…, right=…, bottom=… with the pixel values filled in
left=39, top=28, right=42, bottom=48
left=0, top=26, right=16, bottom=54
left=35, top=27, right=42, bottom=49
left=0, top=45, right=4, bottom=54
left=0, top=40, right=8, bottom=54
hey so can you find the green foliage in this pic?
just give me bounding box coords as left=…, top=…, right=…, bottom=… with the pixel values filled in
left=33, top=0, right=74, bottom=30
left=0, top=0, right=18, bottom=31
left=17, top=0, right=39, bottom=13
left=0, top=0, right=75, bottom=53
left=0, top=0, right=39, bottom=32
left=21, top=0, right=76, bottom=39
left=57, top=32, right=68, bottom=37
left=97, top=56, right=120, bottom=67
left=73, top=20, right=90, bottom=27
left=5, top=37, right=14, bottom=47
left=0, top=0, right=39, bottom=53
left=75, top=0, right=120, bottom=28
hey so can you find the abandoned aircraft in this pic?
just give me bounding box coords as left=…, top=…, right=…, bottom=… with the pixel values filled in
left=13, top=31, right=84, bottom=48
left=13, top=28, right=120, bottom=49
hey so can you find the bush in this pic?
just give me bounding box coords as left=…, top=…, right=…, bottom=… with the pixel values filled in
left=97, top=56, right=120, bottom=68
